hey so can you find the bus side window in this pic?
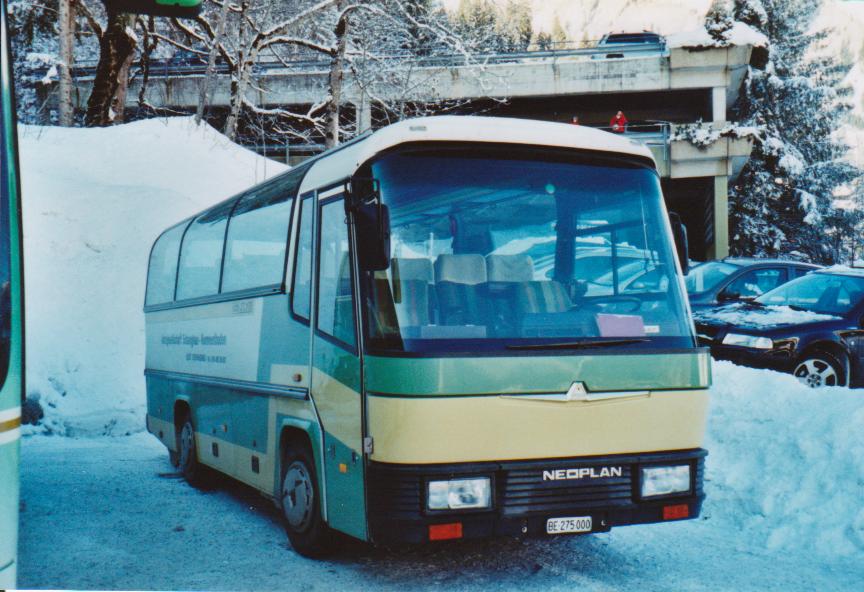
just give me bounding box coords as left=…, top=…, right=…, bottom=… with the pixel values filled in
left=292, top=194, right=315, bottom=321
left=316, top=198, right=356, bottom=348
left=145, top=221, right=188, bottom=306
left=222, top=184, right=293, bottom=293
left=176, top=201, right=234, bottom=301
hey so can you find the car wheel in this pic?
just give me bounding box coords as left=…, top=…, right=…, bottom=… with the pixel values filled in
left=281, top=445, right=336, bottom=558
left=793, top=352, right=846, bottom=388
left=178, top=415, right=208, bottom=487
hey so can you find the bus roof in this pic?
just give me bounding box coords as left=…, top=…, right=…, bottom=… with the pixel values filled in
left=299, top=115, right=656, bottom=192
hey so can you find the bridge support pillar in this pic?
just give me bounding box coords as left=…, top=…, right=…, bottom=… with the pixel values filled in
left=712, top=86, right=726, bottom=123
left=708, top=175, right=729, bottom=259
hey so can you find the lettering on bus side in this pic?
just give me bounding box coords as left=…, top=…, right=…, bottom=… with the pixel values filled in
left=542, top=467, right=623, bottom=481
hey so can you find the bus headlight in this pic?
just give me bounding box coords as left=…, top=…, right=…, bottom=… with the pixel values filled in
left=640, top=465, right=691, bottom=498
left=721, top=333, right=773, bottom=350
left=427, top=477, right=491, bottom=510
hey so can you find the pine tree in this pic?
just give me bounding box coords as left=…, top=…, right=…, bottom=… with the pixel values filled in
left=728, top=0, right=863, bottom=263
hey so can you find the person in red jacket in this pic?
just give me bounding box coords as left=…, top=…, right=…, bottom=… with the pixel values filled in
left=610, top=110, right=628, bottom=133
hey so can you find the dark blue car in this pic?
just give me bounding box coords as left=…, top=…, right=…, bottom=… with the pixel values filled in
left=694, top=267, right=864, bottom=388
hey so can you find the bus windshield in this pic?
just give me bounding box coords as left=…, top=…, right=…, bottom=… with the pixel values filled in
left=362, top=147, right=694, bottom=354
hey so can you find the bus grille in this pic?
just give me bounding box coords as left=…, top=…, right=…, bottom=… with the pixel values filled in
left=367, top=452, right=705, bottom=519
left=500, top=466, right=633, bottom=515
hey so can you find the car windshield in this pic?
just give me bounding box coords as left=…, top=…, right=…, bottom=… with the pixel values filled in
left=755, top=272, right=864, bottom=316
left=359, top=147, right=694, bottom=354
left=685, top=261, right=739, bottom=294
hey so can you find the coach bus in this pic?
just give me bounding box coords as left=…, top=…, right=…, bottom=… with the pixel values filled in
left=144, top=115, right=711, bottom=556
left=0, top=0, right=25, bottom=586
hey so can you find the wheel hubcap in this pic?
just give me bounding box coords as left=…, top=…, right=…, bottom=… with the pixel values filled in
left=794, top=359, right=838, bottom=388
left=282, top=461, right=314, bottom=531
left=180, top=423, right=194, bottom=467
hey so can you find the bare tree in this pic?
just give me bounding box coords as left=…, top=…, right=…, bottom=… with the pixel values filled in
left=82, top=2, right=138, bottom=126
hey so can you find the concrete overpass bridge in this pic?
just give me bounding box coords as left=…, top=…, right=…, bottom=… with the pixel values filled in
left=68, top=39, right=760, bottom=260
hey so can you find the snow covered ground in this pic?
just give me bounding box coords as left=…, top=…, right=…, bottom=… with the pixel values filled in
left=17, top=362, right=864, bottom=591
left=16, top=118, right=864, bottom=589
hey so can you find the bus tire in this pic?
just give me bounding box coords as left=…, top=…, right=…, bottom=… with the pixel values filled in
left=280, top=445, right=336, bottom=558
left=177, top=414, right=208, bottom=488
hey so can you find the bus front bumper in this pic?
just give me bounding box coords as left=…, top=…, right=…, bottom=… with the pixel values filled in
left=367, top=449, right=706, bottom=545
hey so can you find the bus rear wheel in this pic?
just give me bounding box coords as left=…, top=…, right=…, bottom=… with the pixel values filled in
left=177, top=415, right=208, bottom=488
left=280, top=446, right=335, bottom=557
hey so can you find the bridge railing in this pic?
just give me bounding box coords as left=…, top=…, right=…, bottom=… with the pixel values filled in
left=66, top=38, right=669, bottom=79
left=240, top=121, right=674, bottom=166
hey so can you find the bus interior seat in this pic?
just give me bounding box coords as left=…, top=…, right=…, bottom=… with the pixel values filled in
left=434, top=254, right=487, bottom=326
left=486, top=255, right=534, bottom=286
left=391, top=257, right=435, bottom=329
left=486, top=254, right=535, bottom=332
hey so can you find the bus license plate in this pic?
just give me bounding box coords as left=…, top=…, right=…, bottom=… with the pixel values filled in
left=546, top=516, right=592, bottom=534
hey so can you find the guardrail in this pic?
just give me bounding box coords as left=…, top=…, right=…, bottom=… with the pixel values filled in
left=64, top=39, right=668, bottom=80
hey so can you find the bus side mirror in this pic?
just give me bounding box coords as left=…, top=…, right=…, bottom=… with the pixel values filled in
left=669, top=212, right=689, bottom=276
left=347, top=177, right=390, bottom=271
left=104, top=1, right=204, bottom=17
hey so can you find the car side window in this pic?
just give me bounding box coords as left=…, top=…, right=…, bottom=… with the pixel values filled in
left=726, top=268, right=787, bottom=299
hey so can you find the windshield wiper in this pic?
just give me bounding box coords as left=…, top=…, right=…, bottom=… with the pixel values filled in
left=506, top=338, right=649, bottom=350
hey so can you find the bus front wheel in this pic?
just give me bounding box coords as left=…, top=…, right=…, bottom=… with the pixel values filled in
left=280, top=446, right=335, bottom=557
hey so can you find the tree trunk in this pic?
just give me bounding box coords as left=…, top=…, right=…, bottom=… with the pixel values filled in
left=224, top=1, right=251, bottom=141
left=197, top=0, right=231, bottom=124
left=85, top=10, right=137, bottom=127
left=325, top=8, right=348, bottom=149
left=138, top=17, right=157, bottom=111
left=111, top=49, right=135, bottom=123
left=58, top=0, right=75, bottom=126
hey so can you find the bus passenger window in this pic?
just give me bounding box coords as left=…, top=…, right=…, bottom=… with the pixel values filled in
left=292, top=195, right=314, bottom=320
left=176, top=202, right=233, bottom=301
left=222, top=183, right=293, bottom=293
left=145, top=222, right=187, bottom=306
left=317, top=199, right=355, bottom=347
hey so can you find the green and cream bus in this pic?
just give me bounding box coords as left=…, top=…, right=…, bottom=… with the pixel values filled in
left=0, top=0, right=25, bottom=584
left=144, top=116, right=710, bottom=556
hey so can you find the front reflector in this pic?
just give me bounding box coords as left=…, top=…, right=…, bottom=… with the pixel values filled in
left=641, top=465, right=691, bottom=498
left=429, top=522, right=463, bottom=541
left=663, top=504, right=690, bottom=520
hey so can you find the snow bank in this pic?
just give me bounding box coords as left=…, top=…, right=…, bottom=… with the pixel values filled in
left=706, top=361, right=864, bottom=558
left=19, top=117, right=286, bottom=436
left=667, top=21, right=768, bottom=50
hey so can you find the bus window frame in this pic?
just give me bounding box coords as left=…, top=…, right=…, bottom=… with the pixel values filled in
left=142, top=218, right=192, bottom=308
left=313, top=191, right=359, bottom=355
left=143, top=167, right=309, bottom=313
left=290, top=191, right=316, bottom=325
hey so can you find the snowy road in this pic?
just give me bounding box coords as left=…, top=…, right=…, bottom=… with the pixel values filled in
left=18, top=433, right=862, bottom=591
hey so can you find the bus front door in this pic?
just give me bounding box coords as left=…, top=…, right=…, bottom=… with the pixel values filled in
left=310, top=193, right=367, bottom=541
